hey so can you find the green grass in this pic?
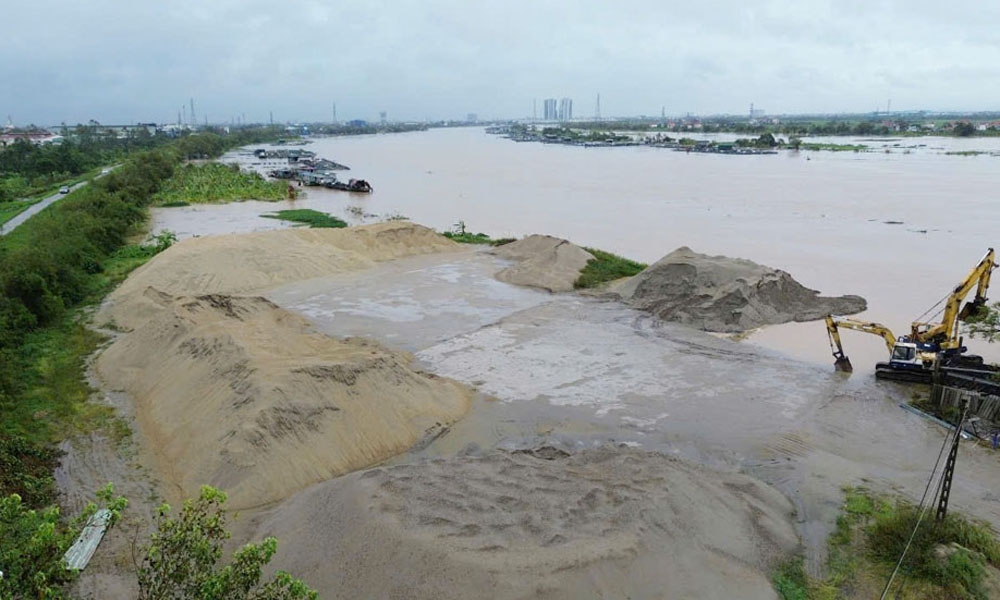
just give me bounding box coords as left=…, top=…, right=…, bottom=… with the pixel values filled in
left=773, top=558, right=811, bottom=600
left=2, top=240, right=162, bottom=447
left=91, top=242, right=164, bottom=295
left=153, top=162, right=285, bottom=205
left=945, top=150, right=988, bottom=156
left=442, top=231, right=516, bottom=245
left=4, top=318, right=113, bottom=443
left=159, top=200, right=190, bottom=207
left=800, top=143, right=868, bottom=152
left=774, top=487, right=1000, bottom=600
left=261, top=209, right=347, bottom=228
left=574, top=248, right=647, bottom=288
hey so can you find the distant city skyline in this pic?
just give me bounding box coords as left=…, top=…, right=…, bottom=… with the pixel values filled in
left=3, top=1, right=1000, bottom=125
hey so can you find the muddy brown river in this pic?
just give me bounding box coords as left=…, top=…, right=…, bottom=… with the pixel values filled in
left=144, top=129, right=1000, bottom=570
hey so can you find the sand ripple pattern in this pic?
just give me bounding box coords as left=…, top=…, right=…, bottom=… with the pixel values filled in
left=256, top=447, right=799, bottom=599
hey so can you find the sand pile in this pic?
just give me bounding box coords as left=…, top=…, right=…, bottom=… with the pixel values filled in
left=614, top=246, right=866, bottom=332
left=100, top=222, right=462, bottom=330
left=251, top=446, right=798, bottom=599
left=94, top=291, right=471, bottom=510
left=490, top=235, right=594, bottom=292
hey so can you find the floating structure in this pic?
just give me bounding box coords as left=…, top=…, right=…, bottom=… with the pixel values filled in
left=486, top=126, right=779, bottom=155
left=326, top=178, right=373, bottom=193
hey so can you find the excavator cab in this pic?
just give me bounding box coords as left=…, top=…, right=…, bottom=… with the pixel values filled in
left=886, top=341, right=927, bottom=370
left=890, top=343, right=916, bottom=362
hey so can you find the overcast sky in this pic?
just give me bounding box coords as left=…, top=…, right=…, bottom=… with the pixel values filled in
left=3, top=0, right=1000, bottom=125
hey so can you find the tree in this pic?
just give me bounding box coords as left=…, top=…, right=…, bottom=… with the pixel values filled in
left=854, top=121, right=875, bottom=135
left=136, top=486, right=316, bottom=600
left=755, top=132, right=777, bottom=148
left=953, top=121, right=977, bottom=137
left=966, top=301, right=1000, bottom=343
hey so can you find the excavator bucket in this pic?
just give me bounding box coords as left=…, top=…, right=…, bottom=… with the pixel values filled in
left=834, top=354, right=853, bottom=372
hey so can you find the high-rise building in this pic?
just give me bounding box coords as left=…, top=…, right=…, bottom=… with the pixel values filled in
left=558, top=98, right=573, bottom=121
left=543, top=98, right=557, bottom=121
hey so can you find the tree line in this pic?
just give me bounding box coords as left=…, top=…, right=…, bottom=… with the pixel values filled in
left=0, top=127, right=316, bottom=598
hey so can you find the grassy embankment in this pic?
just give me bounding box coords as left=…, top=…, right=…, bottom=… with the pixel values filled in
left=442, top=231, right=516, bottom=245
left=575, top=248, right=647, bottom=288
left=0, top=153, right=178, bottom=450
left=261, top=209, right=347, bottom=228
left=442, top=231, right=647, bottom=287
left=153, top=162, right=286, bottom=206
left=774, top=487, right=1000, bottom=600
left=0, top=130, right=290, bottom=597
left=799, top=143, right=869, bottom=152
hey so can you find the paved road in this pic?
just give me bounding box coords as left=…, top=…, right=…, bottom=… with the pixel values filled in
left=0, top=167, right=115, bottom=237
left=0, top=181, right=88, bottom=236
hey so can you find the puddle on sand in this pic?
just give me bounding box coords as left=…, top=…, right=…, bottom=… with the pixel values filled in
left=266, top=249, right=552, bottom=351
left=267, top=250, right=1000, bottom=569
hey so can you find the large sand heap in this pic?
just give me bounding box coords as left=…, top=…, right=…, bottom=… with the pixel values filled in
left=95, top=291, right=471, bottom=510
left=491, top=234, right=594, bottom=292
left=252, top=447, right=799, bottom=599
left=100, top=222, right=462, bottom=330
left=615, top=246, right=867, bottom=332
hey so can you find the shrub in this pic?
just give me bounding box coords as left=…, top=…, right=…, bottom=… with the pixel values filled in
left=137, top=486, right=316, bottom=600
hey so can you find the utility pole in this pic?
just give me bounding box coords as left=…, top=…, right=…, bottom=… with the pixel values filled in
left=270, top=111, right=274, bottom=125
left=595, top=94, right=601, bottom=121
left=332, top=102, right=337, bottom=124
left=190, top=98, right=196, bottom=125
left=935, top=398, right=969, bottom=522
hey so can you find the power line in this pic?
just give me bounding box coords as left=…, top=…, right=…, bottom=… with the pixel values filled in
left=879, top=404, right=967, bottom=599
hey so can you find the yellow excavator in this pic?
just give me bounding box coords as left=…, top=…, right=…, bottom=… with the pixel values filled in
left=826, top=248, right=996, bottom=382
left=826, top=317, right=899, bottom=372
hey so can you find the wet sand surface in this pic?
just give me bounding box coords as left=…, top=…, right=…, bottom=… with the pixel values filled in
left=267, top=250, right=1000, bottom=570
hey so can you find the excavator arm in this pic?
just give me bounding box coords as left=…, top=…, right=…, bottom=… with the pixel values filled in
left=911, top=248, right=996, bottom=350
left=825, top=315, right=897, bottom=372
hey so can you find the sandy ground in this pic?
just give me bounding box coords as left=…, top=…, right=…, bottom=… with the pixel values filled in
left=94, top=292, right=470, bottom=510
left=613, top=246, right=867, bottom=332
left=490, top=234, right=594, bottom=292
left=98, top=221, right=464, bottom=330
left=244, top=447, right=798, bottom=600
left=76, top=222, right=956, bottom=599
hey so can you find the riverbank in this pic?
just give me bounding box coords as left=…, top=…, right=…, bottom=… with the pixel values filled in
left=24, top=126, right=999, bottom=597
left=75, top=218, right=1000, bottom=597
left=82, top=222, right=808, bottom=596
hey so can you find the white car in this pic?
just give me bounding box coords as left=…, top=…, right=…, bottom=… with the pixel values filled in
left=59, top=186, right=70, bottom=194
